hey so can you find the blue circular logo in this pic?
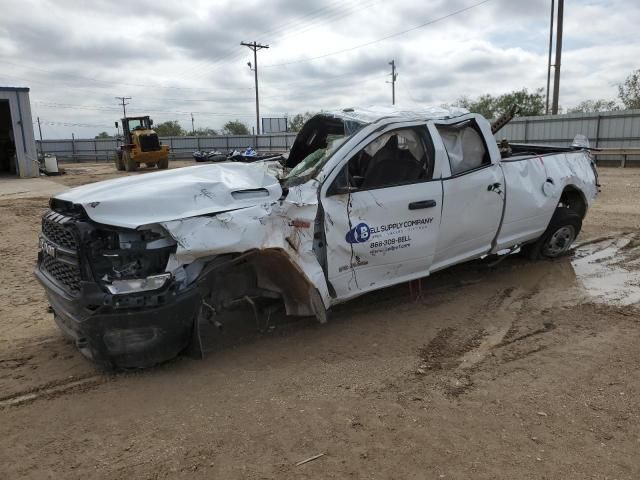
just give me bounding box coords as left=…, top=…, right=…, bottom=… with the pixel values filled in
left=346, top=222, right=371, bottom=244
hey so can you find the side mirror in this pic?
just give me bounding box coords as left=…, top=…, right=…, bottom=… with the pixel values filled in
left=114, top=121, right=119, bottom=129
left=149, top=119, right=154, bottom=126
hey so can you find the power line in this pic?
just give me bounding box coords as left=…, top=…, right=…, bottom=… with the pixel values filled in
left=33, top=101, right=283, bottom=118
left=398, top=78, right=419, bottom=103
left=174, top=0, right=356, bottom=81
left=35, top=119, right=114, bottom=128
left=0, top=58, right=253, bottom=92
left=263, top=0, right=493, bottom=68
left=179, top=0, right=381, bottom=84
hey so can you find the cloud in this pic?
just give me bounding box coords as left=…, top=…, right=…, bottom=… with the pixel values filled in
left=0, top=0, right=637, bottom=137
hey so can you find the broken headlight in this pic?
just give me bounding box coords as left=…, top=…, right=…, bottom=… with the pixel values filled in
left=105, top=273, right=171, bottom=295
left=88, top=226, right=176, bottom=293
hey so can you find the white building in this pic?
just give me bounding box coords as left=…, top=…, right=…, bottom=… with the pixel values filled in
left=0, top=87, right=38, bottom=178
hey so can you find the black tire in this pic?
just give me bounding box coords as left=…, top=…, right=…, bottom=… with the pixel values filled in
left=114, top=152, right=125, bottom=171
left=523, top=208, right=582, bottom=260
left=123, top=150, right=137, bottom=172
left=157, top=156, right=169, bottom=169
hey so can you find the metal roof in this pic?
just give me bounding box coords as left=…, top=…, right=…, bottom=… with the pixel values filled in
left=0, top=86, right=30, bottom=92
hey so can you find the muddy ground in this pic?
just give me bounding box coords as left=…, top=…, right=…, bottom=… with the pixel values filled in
left=0, top=163, right=639, bottom=479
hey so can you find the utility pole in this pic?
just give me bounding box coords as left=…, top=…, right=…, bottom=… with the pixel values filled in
left=551, top=0, right=564, bottom=114
left=191, top=113, right=195, bottom=135
left=36, top=116, right=43, bottom=158
left=389, top=60, right=398, bottom=105
left=115, top=96, right=131, bottom=118
left=241, top=41, right=269, bottom=135
left=545, top=0, right=555, bottom=114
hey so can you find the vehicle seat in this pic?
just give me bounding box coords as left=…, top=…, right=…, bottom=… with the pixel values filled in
left=361, top=135, right=423, bottom=189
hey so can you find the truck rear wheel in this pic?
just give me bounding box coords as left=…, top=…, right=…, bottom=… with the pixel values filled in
left=523, top=208, right=582, bottom=260
left=123, top=150, right=138, bottom=172
left=157, top=156, right=169, bottom=169
left=114, top=152, right=125, bottom=171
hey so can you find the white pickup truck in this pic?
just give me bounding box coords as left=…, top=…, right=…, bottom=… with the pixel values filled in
left=36, top=106, right=598, bottom=368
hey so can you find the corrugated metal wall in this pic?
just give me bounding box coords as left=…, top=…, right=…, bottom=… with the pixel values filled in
left=0, top=87, right=38, bottom=177
left=497, top=109, right=640, bottom=163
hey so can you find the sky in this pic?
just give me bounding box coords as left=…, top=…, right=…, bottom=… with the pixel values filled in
left=0, top=0, right=638, bottom=138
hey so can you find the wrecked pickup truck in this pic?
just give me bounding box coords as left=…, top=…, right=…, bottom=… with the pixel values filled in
left=35, top=106, right=598, bottom=369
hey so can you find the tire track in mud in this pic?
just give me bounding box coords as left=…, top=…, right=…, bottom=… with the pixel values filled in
left=0, top=372, right=106, bottom=409
left=415, top=237, right=640, bottom=400
left=413, top=280, right=554, bottom=398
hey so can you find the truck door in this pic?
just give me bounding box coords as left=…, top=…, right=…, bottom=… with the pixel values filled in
left=430, top=119, right=505, bottom=271
left=320, top=124, right=445, bottom=301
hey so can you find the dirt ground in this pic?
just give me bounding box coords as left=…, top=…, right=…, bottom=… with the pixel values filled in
left=0, top=162, right=639, bottom=479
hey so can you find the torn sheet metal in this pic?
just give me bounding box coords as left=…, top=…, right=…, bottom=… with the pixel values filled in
left=160, top=181, right=330, bottom=312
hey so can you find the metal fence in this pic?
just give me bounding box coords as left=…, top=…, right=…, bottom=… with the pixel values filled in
left=498, top=109, right=640, bottom=165
left=37, top=133, right=298, bottom=162
left=38, top=110, right=640, bottom=166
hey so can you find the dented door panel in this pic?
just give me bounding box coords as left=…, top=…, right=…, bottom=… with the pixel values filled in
left=322, top=182, right=443, bottom=300
left=431, top=164, right=505, bottom=271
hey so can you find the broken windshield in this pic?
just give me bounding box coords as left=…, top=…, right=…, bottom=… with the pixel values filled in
left=283, top=135, right=347, bottom=185
left=282, top=115, right=366, bottom=187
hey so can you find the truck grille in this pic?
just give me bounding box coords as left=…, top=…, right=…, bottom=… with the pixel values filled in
left=42, top=213, right=78, bottom=250
left=40, top=211, right=82, bottom=294
left=139, top=134, right=161, bottom=152
left=42, top=254, right=81, bottom=294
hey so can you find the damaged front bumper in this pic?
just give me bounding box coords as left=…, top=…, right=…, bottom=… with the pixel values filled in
left=35, top=268, right=201, bottom=369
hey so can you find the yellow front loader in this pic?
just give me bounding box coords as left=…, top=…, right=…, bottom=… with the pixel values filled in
left=114, top=116, right=170, bottom=171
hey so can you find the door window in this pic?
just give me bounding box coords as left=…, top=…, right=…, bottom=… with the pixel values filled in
left=336, top=128, right=433, bottom=192
left=436, top=121, right=490, bottom=175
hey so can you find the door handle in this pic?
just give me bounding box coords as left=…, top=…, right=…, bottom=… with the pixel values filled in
left=408, top=200, right=437, bottom=210
left=487, top=182, right=502, bottom=191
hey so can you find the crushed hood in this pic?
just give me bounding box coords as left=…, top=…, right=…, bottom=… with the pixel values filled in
left=55, top=162, right=283, bottom=229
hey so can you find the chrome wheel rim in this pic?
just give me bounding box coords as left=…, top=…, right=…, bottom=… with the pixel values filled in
left=543, top=225, right=576, bottom=257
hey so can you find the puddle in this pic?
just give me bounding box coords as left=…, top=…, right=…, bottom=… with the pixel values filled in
left=571, top=235, right=640, bottom=306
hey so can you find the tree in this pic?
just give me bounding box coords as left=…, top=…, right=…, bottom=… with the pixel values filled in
left=289, top=112, right=315, bottom=132
left=95, top=131, right=112, bottom=139
left=455, top=95, right=495, bottom=118
left=456, top=88, right=546, bottom=118
left=154, top=120, right=186, bottom=136
left=567, top=99, right=619, bottom=113
left=222, top=120, right=250, bottom=135
left=618, top=69, right=640, bottom=110
left=193, top=127, right=219, bottom=136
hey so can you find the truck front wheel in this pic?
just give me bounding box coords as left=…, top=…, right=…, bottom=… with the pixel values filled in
left=157, top=156, right=169, bottom=169
left=523, top=208, right=582, bottom=259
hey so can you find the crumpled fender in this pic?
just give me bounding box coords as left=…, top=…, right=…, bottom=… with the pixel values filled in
left=160, top=181, right=331, bottom=316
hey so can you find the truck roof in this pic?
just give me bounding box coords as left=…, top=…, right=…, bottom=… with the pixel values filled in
left=325, top=105, right=470, bottom=124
